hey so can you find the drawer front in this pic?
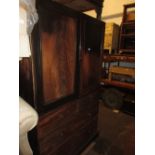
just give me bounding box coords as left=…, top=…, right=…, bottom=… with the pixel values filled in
left=78, top=91, right=99, bottom=113
left=76, top=92, right=99, bottom=126
left=37, top=100, right=78, bottom=141
left=37, top=93, right=99, bottom=155
left=39, top=112, right=92, bottom=154
left=52, top=116, right=98, bottom=155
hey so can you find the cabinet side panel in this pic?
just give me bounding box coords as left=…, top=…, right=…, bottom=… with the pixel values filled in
left=19, top=58, right=34, bottom=107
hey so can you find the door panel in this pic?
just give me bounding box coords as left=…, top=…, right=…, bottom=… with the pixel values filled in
left=80, top=18, right=104, bottom=95
left=35, top=11, right=78, bottom=106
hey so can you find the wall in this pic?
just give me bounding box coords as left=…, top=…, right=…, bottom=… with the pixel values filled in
left=84, top=0, right=135, bottom=25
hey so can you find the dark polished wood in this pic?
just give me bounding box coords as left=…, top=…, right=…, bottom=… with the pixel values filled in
left=95, top=6, right=103, bottom=20
left=20, top=1, right=104, bottom=155
left=51, top=0, right=103, bottom=11
left=30, top=2, right=81, bottom=112
left=19, top=58, right=34, bottom=107
left=39, top=12, right=77, bottom=105
left=80, top=17, right=105, bottom=95
left=38, top=0, right=104, bottom=19
left=36, top=92, right=99, bottom=155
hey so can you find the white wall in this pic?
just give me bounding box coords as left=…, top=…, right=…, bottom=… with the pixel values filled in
left=84, top=0, right=135, bottom=25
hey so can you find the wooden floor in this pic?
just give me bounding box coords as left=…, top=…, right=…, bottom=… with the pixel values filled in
left=81, top=102, right=135, bottom=155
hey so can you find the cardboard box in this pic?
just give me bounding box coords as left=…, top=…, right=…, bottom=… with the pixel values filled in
left=104, top=23, right=120, bottom=54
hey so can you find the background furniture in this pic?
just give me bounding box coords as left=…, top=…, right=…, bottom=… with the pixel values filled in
left=100, top=4, right=135, bottom=114
left=101, top=54, right=135, bottom=90
left=100, top=54, right=135, bottom=115
left=19, top=1, right=105, bottom=154
left=101, top=3, right=135, bottom=90
left=119, top=3, right=135, bottom=54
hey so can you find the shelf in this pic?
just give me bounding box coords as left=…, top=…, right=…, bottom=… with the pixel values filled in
left=103, top=54, right=135, bottom=62
left=119, top=49, right=135, bottom=53
left=103, top=3, right=135, bottom=91
left=121, top=33, right=135, bottom=37
left=122, top=21, right=135, bottom=25
left=109, top=66, right=135, bottom=77
left=100, top=79, right=135, bottom=90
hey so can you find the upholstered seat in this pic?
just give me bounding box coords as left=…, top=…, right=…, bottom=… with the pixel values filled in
left=19, top=97, right=38, bottom=155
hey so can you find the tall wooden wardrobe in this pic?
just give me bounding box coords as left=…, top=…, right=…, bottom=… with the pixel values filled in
left=19, top=1, right=105, bottom=154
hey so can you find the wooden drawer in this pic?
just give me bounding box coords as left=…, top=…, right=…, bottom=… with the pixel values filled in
left=78, top=92, right=98, bottom=112
left=37, top=93, right=99, bottom=155
left=38, top=108, right=97, bottom=155
left=77, top=93, right=98, bottom=125
left=37, top=100, right=78, bottom=140
left=52, top=116, right=98, bottom=155
left=39, top=119, right=85, bottom=154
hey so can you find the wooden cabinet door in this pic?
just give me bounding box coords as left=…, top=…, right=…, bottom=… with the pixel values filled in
left=31, top=7, right=79, bottom=111
left=80, top=17, right=104, bottom=95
